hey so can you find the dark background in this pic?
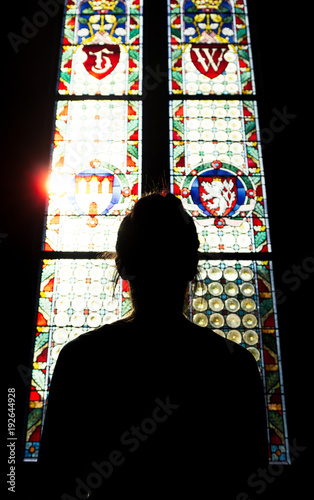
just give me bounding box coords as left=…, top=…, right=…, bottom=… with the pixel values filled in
left=2, top=1, right=312, bottom=498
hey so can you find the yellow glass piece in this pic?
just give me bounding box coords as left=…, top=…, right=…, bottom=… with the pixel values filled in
left=225, top=298, right=240, bottom=312
left=193, top=297, right=208, bottom=312
left=242, top=314, right=258, bottom=328
left=193, top=312, right=208, bottom=327
left=226, top=313, right=241, bottom=328
left=224, top=282, right=239, bottom=296
left=247, top=347, right=260, bottom=361
left=241, top=298, right=256, bottom=312
left=239, top=267, right=254, bottom=281
left=208, top=297, right=224, bottom=312
left=210, top=313, right=224, bottom=328
left=240, top=283, right=255, bottom=297
left=207, top=266, right=223, bottom=280
left=223, top=267, right=238, bottom=281
left=227, top=330, right=242, bottom=343
left=193, top=281, right=208, bottom=296
left=208, top=282, right=223, bottom=296
left=243, top=330, right=258, bottom=345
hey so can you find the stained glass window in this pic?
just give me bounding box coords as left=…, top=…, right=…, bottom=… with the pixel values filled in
left=168, top=0, right=289, bottom=463
left=59, top=0, right=142, bottom=96
left=170, top=99, right=270, bottom=253
left=46, top=99, right=141, bottom=252
left=24, top=0, right=143, bottom=461
left=169, top=0, right=254, bottom=95
left=24, top=258, right=132, bottom=458
left=24, top=0, right=289, bottom=467
left=189, top=259, right=288, bottom=462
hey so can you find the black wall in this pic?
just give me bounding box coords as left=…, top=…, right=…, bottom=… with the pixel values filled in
left=2, top=1, right=311, bottom=498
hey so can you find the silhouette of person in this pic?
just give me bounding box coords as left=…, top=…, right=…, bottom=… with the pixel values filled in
left=37, top=192, right=268, bottom=499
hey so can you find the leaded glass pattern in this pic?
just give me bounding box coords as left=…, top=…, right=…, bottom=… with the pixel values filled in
left=189, top=259, right=288, bottom=462
left=24, top=0, right=143, bottom=461
left=45, top=99, right=141, bottom=252
left=168, top=0, right=255, bottom=95
left=24, top=0, right=290, bottom=468
left=168, top=0, right=290, bottom=464
left=25, top=259, right=131, bottom=460
left=170, top=99, right=270, bottom=253
left=59, top=0, right=143, bottom=96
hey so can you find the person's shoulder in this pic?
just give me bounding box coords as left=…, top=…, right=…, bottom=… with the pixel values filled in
left=183, top=317, right=243, bottom=353
left=58, top=315, right=255, bottom=369
left=182, top=317, right=258, bottom=370
left=59, top=317, right=132, bottom=357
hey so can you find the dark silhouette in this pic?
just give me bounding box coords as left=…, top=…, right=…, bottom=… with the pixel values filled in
left=37, top=193, right=268, bottom=499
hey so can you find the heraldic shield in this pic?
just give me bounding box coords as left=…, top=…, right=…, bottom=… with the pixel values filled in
left=74, top=172, right=115, bottom=217
left=82, top=44, right=120, bottom=80
left=184, top=162, right=257, bottom=224
left=198, top=175, right=237, bottom=217
left=190, top=43, right=230, bottom=79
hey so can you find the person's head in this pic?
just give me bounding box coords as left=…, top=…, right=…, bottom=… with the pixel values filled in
left=115, top=192, right=199, bottom=315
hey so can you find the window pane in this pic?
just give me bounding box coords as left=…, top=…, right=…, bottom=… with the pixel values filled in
left=24, top=0, right=143, bottom=462
left=170, top=99, right=270, bottom=253
left=168, top=0, right=254, bottom=95
left=59, top=0, right=143, bottom=96
left=45, top=100, right=141, bottom=252
left=24, top=258, right=131, bottom=460
left=187, top=259, right=289, bottom=462
left=168, top=0, right=290, bottom=466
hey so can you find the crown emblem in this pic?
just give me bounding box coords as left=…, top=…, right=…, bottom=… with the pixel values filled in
left=192, top=0, right=223, bottom=10
left=89, top=0, right=119, bottom=12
